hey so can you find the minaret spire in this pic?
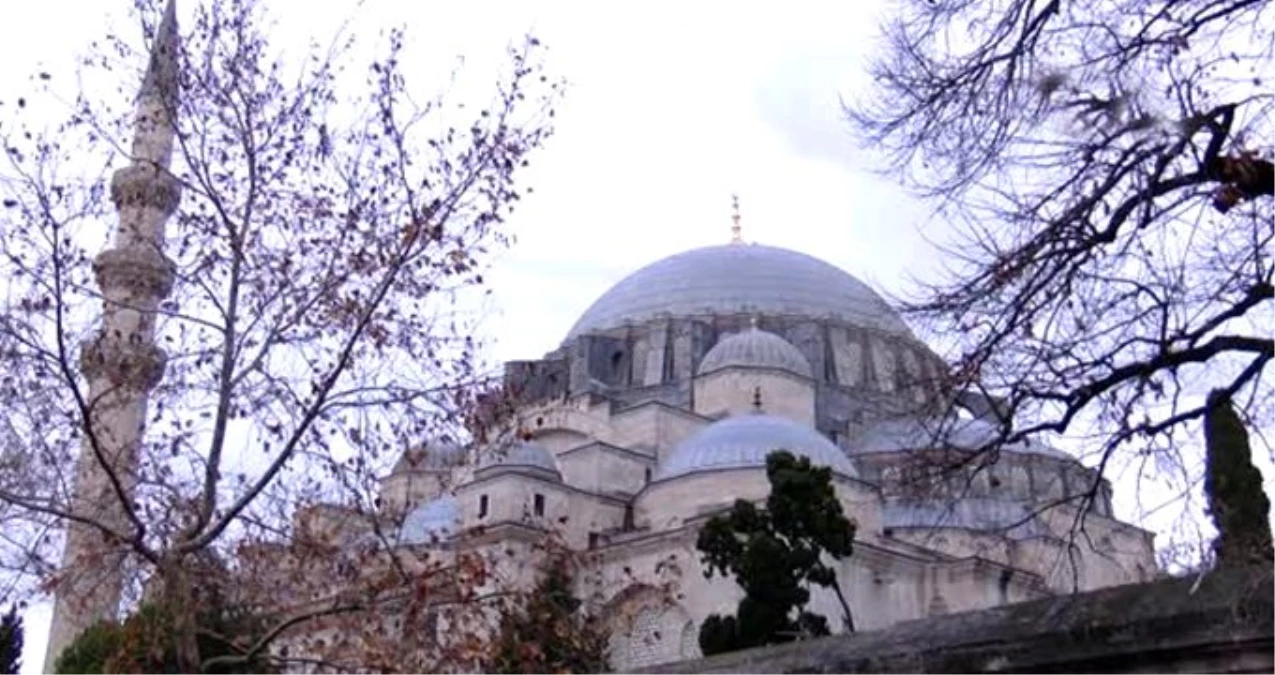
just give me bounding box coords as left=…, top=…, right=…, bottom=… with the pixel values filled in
left=730, top=193, right=743, bottom=244
left=133, top=0, right=180, bottom=168
left=45, top=2, right=182, bottom=670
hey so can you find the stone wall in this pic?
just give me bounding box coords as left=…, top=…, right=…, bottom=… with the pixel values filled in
left=505, top=315, right=944, bottom=440
left=641, top=566, right=1274, bottom=674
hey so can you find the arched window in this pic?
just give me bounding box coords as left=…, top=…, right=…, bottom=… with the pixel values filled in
left=678, top=620, right=700, bottom=659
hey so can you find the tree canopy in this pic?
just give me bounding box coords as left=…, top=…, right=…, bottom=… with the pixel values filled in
left=53, top=600, right=271, bottom=675
left=696, top=451, right=856, bottom=656
left=485, top=551, right=610, bottom=674
left=0, top=0, right=560, bottom=670
left=849, top=0, right=1272, bottom=546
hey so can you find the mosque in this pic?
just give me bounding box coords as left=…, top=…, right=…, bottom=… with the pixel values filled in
left=374, top=208, right=1158, bottom=670
left=36, top=0, right=1154, bottom=669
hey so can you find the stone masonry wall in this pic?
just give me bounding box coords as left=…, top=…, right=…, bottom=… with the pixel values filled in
left=641, top=566, right=1274, bottom=674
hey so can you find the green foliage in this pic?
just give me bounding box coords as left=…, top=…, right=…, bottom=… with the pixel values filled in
left=1204, top=391, right=1274, bottom=568
left=0, top=605, right=22, bottom=675
left=485, top=554, right=610, bottom=674
left=52, top=617, right=122, bottom=675
left=696, top=450, right=857, bottom=656
left=54, top=601, right=272, bottom=674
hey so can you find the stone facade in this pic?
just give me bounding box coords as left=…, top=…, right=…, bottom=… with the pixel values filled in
left=369, top=242, right=1158, bottom=671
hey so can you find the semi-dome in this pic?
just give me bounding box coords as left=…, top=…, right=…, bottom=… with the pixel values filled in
left=698, top=326, right=813, bottom=379
left=852, top=416, right=1072, bottom=460
left=477, top=441, right=561, bottom=479
left=399, top=495, right=460, bottom=544
left=565, top=244, right=912, bottom=342
left=656, top=413, right=858, bottom=481
left=882, top=498, right=1045, bottom=539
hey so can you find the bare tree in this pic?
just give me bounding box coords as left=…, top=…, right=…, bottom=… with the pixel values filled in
left=0, top=0, right=561, bottom=669
left=847, top=0, right=1273, bottom=543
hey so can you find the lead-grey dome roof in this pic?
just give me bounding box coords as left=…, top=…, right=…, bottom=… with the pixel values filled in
left=565, top=244, right=912, bottom=342
left=699, top=327, right=813, bottom=379
left=656, top=413, right=859, bottom=481
left=477, top=441, right=562, bottom=480
left=882, top=498, right=1045, bottom=539
left=852, top=416, right=1071, bottom=460
left=399, top=495, right=460, bottom=545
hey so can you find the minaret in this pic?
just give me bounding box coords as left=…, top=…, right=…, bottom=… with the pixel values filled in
left=44, top=1, right=181, bottom=669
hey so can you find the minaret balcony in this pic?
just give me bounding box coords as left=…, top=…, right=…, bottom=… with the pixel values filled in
left=93, top=246, right=177, bottom=299
left=79, top=334, right=168, bottom=391
left=110, top=164, right=182, bottom=215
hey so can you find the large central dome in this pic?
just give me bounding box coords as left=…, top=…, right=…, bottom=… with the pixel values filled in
left=565, top=244, right=911, bottom=341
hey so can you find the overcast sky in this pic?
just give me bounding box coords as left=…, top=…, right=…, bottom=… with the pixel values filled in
left=2, top=1, right=1266, bottom=671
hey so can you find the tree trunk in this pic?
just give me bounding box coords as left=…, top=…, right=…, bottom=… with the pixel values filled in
left=829, top=579, right=855, bottom=634
left=157, top=557, right=203, bottom=673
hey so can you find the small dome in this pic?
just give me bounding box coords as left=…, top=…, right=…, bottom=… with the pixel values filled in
left=392, top=443, right=465, bottom=473
left=698, top=327, right=813, bottom=379
left=656, top=414, right=858, bottom=481
left=851, top=416, right=1071, bottom=460
left=399, top=495, right=460, bottom=544
left=478, top=441, right=561, bottom=479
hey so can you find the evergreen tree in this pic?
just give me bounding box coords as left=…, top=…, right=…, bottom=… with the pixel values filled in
left=50, top=618, right=120, bottom=675
left=0, top=604, right=22, bottom=675
left=1204, top=390, right=1274, bottom=568
left=696, top=450, right=856, bottom=656
left=485, top=554, right=610, bottom=674
left=54, top=600, right=271, bottom=674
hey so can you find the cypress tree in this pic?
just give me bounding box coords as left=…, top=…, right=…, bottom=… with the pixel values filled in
left=1203, top=390, right=1273, bottom=567
left=0, top=604, right=22, bottom=675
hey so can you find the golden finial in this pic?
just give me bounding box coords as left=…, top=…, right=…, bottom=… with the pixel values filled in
left=730, top=193, right=743, bottom=244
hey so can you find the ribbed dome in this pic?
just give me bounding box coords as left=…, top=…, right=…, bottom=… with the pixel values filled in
left=656, top=414, right=858, bottom=481
left=478, top=441, right=561, bottom=479
left=399, top=495, right=460, bottom=544
left=851, top=416, right=1072, bottom=460
left=392, top=443, right=465, bottom=473
left=565, top=244, right=911, bottom=342
left=698, top=327, right=812, bottom=378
